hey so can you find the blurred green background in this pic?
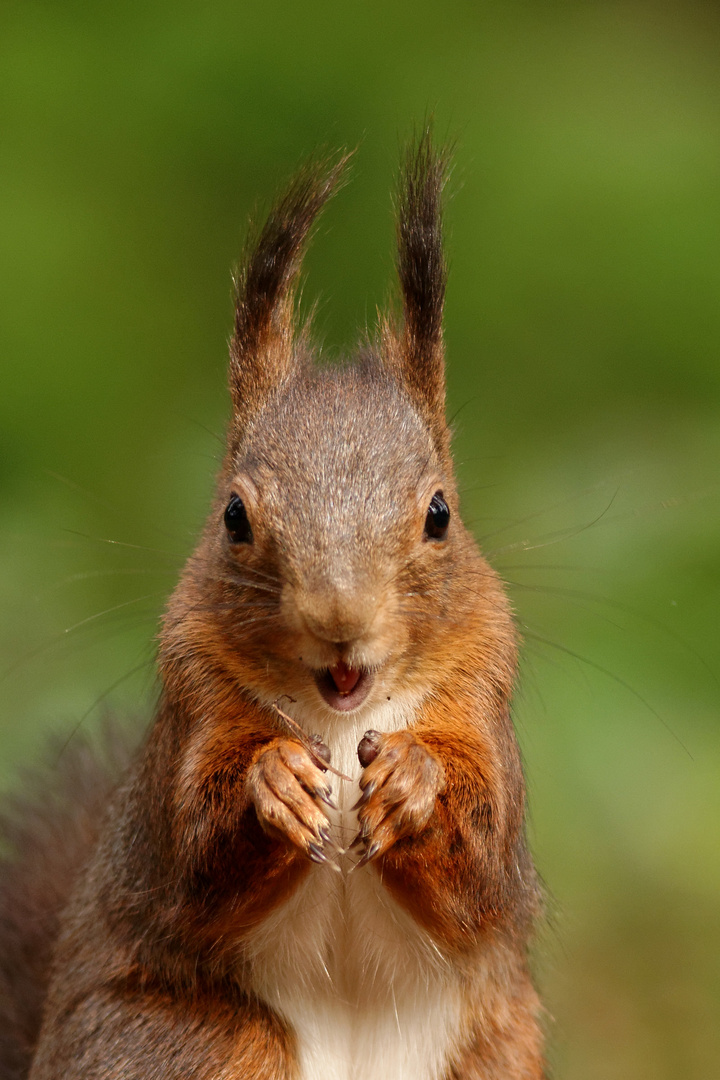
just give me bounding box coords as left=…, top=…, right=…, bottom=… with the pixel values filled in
left=1, top=1, right=718, bottom=1075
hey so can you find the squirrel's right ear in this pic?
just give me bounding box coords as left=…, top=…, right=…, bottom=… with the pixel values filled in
left=229, top=153, right=351, bottom=428
left=382, top=131, right=452, bottom=461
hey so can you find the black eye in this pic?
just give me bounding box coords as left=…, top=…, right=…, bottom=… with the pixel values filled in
left=424, top=491, right=450, bottom=541
left=224, top=494, right=253, bottom=544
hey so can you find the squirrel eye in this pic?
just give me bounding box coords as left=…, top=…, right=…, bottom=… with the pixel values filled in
left=224, top=494, right=253, bottom=544
left=424, top=491, right=450, bottom=540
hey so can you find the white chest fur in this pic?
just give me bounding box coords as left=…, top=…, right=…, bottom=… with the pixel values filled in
left=240, top=699, right=466, bottom=1080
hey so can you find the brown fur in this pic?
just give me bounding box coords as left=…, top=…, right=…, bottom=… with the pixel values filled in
left=1, top=132, right=546, bottom=1079
left=30, top=983, right=295, bottom=1080
left=0, top=728, right=135, bottom=1080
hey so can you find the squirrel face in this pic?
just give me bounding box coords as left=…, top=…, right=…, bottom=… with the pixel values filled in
left=200, top=360, right=461, bottom=717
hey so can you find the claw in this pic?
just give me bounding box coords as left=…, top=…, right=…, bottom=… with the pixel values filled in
left=351, top=781, right=375, bottom=811
left=308, top=842, right=329, bottom=865
left=355, top=840, right=381, bottom=869
left=318, top=788, right=338, bottom=810
left=318, top=825, right=343, bottom=855
left=308, top=840, right=343, bottom=873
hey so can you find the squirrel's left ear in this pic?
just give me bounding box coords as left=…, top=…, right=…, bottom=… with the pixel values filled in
left=229, top=153, right=350, bottom=431
left=382, top=130, right=452, bottom=461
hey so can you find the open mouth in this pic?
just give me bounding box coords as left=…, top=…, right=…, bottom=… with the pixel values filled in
left=314, top=661, right=373, bottom=712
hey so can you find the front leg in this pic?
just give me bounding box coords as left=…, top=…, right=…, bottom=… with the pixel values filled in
left=247, top=736, right=340, bottom=869
left=163, top=696, right=342, bottom=961
left=353, top=721, right=535, bottom=951
left=353, top=729, right=445, bottom=866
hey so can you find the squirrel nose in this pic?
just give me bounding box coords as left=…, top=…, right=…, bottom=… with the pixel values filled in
left=294, top=585, right=378, bottom=645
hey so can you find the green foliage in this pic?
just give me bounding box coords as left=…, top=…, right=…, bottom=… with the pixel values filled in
left=1, top=2, right=718, bottom=1074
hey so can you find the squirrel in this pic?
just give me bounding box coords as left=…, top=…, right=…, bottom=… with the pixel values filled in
left=0, top=132, right=545, bottom=1080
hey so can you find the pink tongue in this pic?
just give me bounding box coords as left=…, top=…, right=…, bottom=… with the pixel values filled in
left=329, top=661, right=361, bottom=695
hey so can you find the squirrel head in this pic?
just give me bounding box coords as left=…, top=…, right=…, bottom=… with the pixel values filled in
left=162, top=134, right=515, bottom=720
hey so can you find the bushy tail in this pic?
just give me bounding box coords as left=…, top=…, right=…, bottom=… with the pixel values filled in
left=0, top=724, right=138, bottom=1080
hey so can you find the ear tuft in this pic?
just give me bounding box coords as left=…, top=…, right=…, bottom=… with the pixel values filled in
left=383, top=128, right=452, bottom=457
left=229, top=151, right=352, bottom=426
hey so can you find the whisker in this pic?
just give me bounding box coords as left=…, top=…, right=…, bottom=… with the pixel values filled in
left=42, top=568, right=173, bottom=597
left=2, top=601, right=162, bottom=681
left=213, top=577, right=282, bottom=596
left=63, top=529, right=188, bottom=560
left=506, top=581, right=628, bottom=631
left=597, top=484, right=720, bottom=528
left=47, top=470, right=187, bottom=544
left=227, top=563, right=283, bottom=586
left=486, top=489, right=620, bottom=557
left=56, top=658, right=157, bottom=760
left=63, top=594, right=165, bottom=635
left=45, top=470, right=128, bottom=517
left=495, top=563, right=592, bottom=574
left=174, top=414, right=226, bottom=448
left=522, top=626, right=693, bottom=759
left=478, top=480, right=617, bottom=544
left=508, top=581, right=719, bottom=692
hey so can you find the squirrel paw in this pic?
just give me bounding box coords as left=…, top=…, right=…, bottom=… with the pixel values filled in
left=246, top=738, right=340, bottom=869
left=352, top=730, right=445, bottom=868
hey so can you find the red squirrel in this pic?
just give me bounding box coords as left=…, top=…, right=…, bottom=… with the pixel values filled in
left=0, top=133, right=545, bottom=1079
